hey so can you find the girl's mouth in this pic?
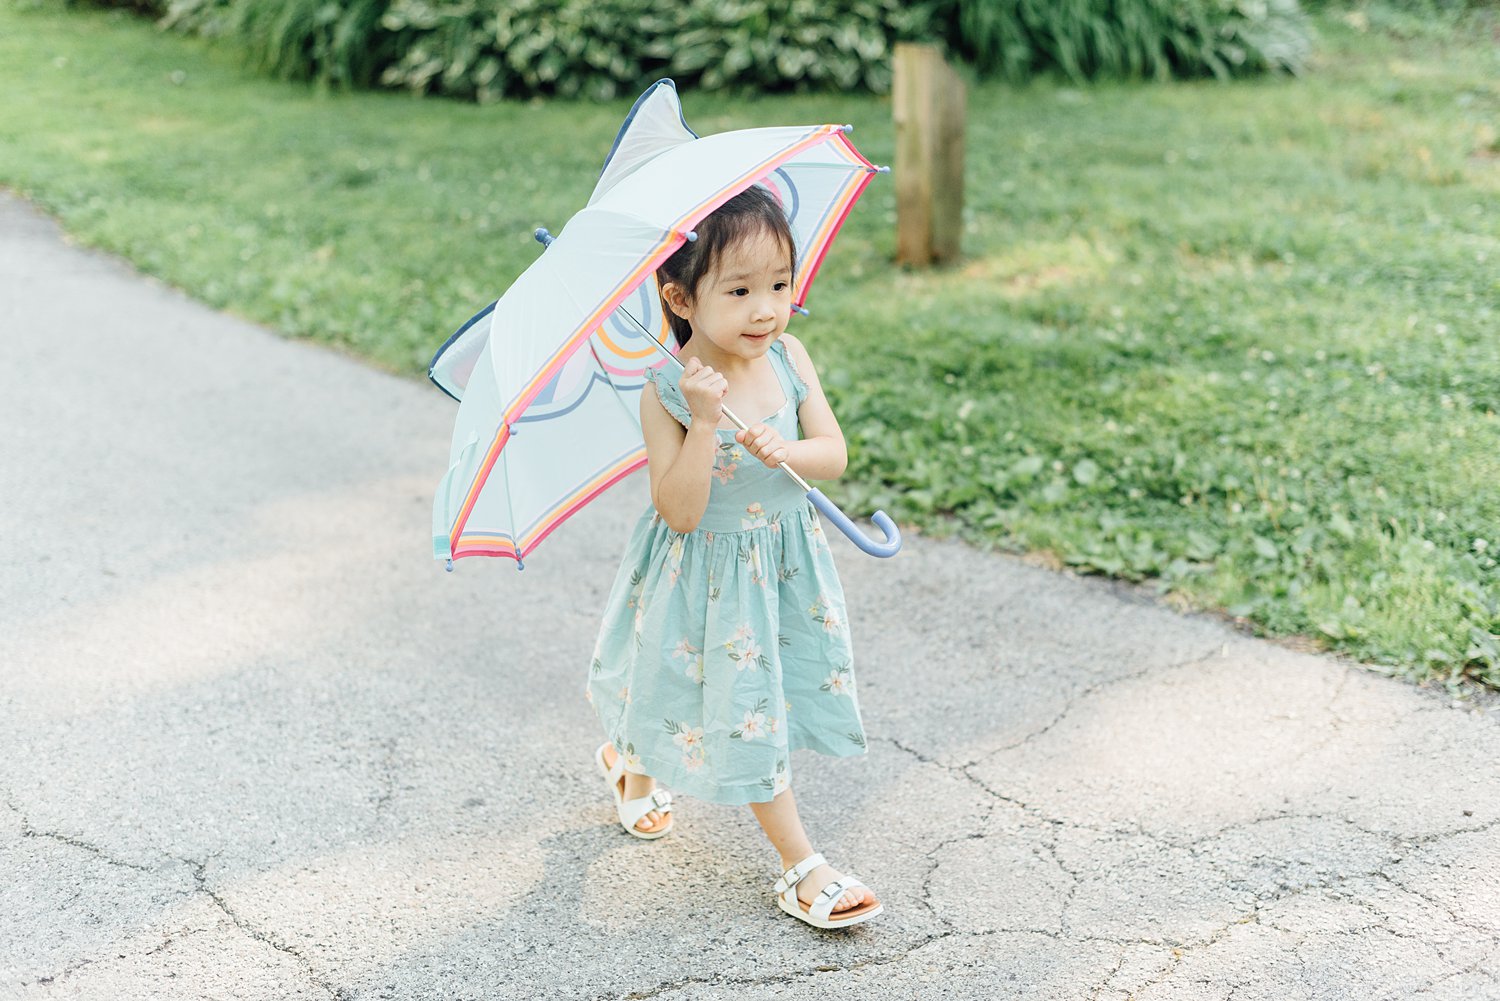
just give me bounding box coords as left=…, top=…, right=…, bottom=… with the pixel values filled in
left=743, top=332, right=771, bottom=341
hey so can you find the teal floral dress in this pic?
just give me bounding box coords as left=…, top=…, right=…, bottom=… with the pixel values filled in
left=585, top=338, right=867, bottom=806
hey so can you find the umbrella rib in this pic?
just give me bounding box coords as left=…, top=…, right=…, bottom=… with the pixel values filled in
left=495, top=421, right=523, bottom=562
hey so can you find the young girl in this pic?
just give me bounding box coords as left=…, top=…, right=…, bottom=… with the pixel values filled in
left=584, top=184, right=883, bottom=929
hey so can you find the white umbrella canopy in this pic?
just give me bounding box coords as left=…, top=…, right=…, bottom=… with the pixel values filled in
left=431, top=79, right=894, bottom=568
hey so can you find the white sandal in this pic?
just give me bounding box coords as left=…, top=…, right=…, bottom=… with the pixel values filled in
left=595, top=742, right=673, bottom=840
left=773, top=852, right=884, bottom=929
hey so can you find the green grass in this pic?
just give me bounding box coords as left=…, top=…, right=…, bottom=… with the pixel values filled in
left=3, top=2, right=1497, bottom=685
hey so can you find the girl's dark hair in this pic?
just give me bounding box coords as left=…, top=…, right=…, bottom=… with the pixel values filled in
left=656, top=184, right=796, bottom=348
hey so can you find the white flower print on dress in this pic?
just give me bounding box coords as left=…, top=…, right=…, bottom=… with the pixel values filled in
left=741, top=501, right=768, bottom=530
left=673, top=638, right=706, bottom=685
left=724, top=624, right=769, bottom=671
left=731, top=698, right=770, bottom=741
left=666, top=719, right=704, bottom=753
left=675, top=639, right=702, bottom=684
left=666, top=536, right=686, bottom=587
left=820, top=665, right=853, bottom=696
left=738, top=544, right=766, bottom=587
left=808, top=593, right=843, bottom=634
left=665, top=718, right=706, bottom=769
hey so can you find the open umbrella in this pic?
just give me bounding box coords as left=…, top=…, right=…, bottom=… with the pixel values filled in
left=431, top=79, right=900, bottom=569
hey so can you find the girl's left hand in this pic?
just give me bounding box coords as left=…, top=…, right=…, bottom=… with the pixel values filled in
left=735, top=423, right=789, bottom=469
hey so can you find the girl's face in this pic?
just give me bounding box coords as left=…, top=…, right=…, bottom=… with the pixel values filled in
left=666, top=228, right=793, bottom=361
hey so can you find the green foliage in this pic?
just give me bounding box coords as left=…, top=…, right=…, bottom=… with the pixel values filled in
left=71, top=0, right=1310, bottom=96
left=931, top=0, right=1313, bottom=81
left=72, top=0, right=937, bottom=98
left=379, top=0, right=936, bottom=100
left=378, top=0, right=666, bottom=101
left=157, top=0, right=234, bottom=37
left=646, top=0, right=937, bottom=95
left=229, top=0, right=395, bottom=87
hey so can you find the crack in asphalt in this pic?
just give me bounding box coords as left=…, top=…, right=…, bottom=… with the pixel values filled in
left=605, top=930, right=961, bottom=1000
left=168, top=852, right=352, bottom=1001
left=4, top=787, right=155, bottom=874
left=866, top=653, right=1500, bottom=999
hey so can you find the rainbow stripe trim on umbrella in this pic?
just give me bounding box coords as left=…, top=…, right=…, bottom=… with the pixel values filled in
left=453, top=448, right=648, bottom=561
left=794, top=133, right=877, bottom=308
left=447, top=124, right=871, bottom=563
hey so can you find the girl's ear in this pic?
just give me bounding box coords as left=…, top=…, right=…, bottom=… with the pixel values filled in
left=660, top=281, right=694, bottom=322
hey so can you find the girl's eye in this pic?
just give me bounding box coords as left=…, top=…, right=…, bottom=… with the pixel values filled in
left=730, top=288, right=749, bottom=297
left=774, top=282, right=789, bottom=292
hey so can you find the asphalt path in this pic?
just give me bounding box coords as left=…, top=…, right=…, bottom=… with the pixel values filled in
left=2, top=191, right=1497, bottom=1000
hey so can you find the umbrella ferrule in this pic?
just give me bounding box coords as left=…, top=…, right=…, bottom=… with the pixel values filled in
left=534, top=228, right=555, bottom=246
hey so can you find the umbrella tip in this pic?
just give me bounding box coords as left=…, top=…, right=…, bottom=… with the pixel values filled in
left=534, top=228, right=555, bottom=246
left=791, top=303, right=810, bottom=316
left=839, top=124, right=854, bottom=133
left=516, top=558, right=525, bottom=571
left=875, top=165, right=892, bottom=174
left=445, top=559, right=455, bottom=573
left=684, top=230, right=698, bottom=243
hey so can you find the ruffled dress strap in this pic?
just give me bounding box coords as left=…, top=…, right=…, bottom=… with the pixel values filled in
left=771, top=337, right=811, bottom=409
left=645, top=363, right=693, bottom=430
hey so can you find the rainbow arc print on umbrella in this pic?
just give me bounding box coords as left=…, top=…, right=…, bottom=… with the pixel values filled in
left=431, top=79, right=888, bottom=568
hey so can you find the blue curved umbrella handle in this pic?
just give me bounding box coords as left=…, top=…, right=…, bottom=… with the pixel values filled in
left=806, top=488, right=902, bottom=558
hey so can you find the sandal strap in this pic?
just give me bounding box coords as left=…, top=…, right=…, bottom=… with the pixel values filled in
left=618, top=788, right=672, bottom=830
left=773, top=852, right=826, bottom=896
left=601, top=743, right=625, bottom=783
left=809, top=876, right=865, bottom=922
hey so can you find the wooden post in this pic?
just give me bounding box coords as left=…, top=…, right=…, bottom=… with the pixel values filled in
left=893, top=43, right=966, bottom=266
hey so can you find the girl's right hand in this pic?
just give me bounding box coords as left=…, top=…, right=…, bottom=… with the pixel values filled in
left=679, top=357, right=728, bottom=428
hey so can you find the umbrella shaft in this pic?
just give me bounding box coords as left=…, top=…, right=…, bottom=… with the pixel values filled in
left=617, top=306, right=813, bottom=495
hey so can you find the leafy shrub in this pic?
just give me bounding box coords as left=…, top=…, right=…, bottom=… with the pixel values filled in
left=75, top=0, right=1313, bottom=94
left=379, top=0, right=936, bottom=100
left=378, top=0, right=670, bottom=101
left=648, top=0, right=938, bottom=94
left=930, top=0, right=1312, bottom=81
left=230, top=0, right=398, bottom=87
left=157, top=0, right=233, bottom=37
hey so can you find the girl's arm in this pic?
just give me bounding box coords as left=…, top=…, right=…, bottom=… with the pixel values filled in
left=642, top=361, right=726, bottom=533
left=776, top=332, right=848, bottom=481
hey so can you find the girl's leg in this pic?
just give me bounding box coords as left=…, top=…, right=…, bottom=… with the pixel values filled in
left=749, top=788, right=868, bottom=912
left=600, top=744, right=668, bottom=833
